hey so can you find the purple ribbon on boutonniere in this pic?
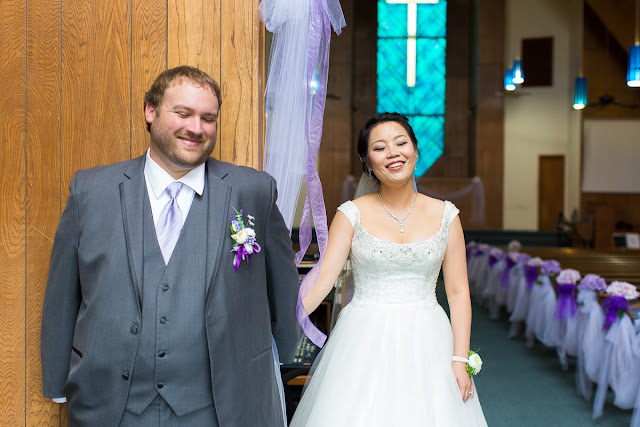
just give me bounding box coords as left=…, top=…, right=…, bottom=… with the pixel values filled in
left=524, top=265, right=539, bottom=291
left=602, top=295, right=630, bottom=331
left=554, top=283, right=578, bottom=319
left=500, top=257, right=516, bottom=289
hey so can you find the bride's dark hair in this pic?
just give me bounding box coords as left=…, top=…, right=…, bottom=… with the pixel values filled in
left=357, top=112, right=419, bottom=179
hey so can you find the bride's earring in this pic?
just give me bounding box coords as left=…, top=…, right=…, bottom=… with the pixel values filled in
left=368, top=169, right=372, bottom=178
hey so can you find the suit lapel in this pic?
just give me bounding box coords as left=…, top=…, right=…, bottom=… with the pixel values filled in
left=205, top=158, right=231, bottom=297
left=119, top=156, right=146, bottom=308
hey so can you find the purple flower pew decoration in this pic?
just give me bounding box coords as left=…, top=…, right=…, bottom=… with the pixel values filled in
left=554, top=269, right=581, bottom=320
left=525, top=257, right=543, bottom=290
left=602, top=281, right=640, bottom=331
left=488, top=247, right=506, bottom=268
left=540, top=259, right=561, bottom=276
left=507, top=239, right=522, bottom=253
left=578, top=274, right=607, bottom=293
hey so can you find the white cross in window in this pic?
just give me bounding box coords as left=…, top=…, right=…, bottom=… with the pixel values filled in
left=386, top=0, right=438, bottom=87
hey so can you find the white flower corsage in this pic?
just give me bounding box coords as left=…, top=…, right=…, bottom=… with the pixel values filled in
left=467, top=350, right=483, bottom=377
left=230, top=208, right=261, bottom=271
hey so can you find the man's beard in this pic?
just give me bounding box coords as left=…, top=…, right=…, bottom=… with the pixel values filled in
left=150, top=125, right=215, bottom=170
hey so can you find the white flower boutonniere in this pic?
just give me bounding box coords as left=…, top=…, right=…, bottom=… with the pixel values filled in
left=230, top=208, right=261, bottom=271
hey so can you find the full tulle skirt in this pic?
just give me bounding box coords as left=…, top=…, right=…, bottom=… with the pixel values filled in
left=290, top=299, right=487, bottom=427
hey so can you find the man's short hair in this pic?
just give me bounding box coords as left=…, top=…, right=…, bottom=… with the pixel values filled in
left=144, top=65, right=222, bottom=132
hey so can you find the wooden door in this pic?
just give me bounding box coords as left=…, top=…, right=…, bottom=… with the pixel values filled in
left=538, top=155, right=565, bottom=230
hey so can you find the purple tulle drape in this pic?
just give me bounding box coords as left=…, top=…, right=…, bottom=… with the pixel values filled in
left=602, top=295, right=629, bottom=331
left=554, top=283, right=578, bottom=319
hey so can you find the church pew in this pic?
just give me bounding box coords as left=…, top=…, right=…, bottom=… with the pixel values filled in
left=522, top=247, right=640, bottom=286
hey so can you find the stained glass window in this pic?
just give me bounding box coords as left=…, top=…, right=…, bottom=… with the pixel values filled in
left=377, top=0, right=446, bottom=176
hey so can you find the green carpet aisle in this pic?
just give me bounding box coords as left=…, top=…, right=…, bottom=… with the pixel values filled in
left=437, top=284, right=633, bottom=426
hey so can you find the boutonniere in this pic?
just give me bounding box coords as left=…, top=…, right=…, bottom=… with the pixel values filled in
left=230, top=208, right=261, bottom=271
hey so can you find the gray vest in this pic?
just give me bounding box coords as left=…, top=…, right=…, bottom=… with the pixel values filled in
left=125, top=187, right=213, bottom=417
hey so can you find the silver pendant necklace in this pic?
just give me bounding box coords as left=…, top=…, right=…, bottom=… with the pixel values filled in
left=376, top=191, right=417, bottom=233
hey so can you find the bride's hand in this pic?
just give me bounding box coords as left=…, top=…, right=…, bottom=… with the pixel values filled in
left=452, top=362, right=473, bottom=403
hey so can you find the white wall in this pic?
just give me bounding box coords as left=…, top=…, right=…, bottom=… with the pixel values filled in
left=503, top=0, right=582, bottom=230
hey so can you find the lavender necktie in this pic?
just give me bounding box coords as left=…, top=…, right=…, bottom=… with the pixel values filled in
left=156, top=182, right=184, bottom=264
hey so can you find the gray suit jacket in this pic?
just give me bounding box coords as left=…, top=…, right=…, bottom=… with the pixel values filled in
left=41, top=155, right=301, bottom=426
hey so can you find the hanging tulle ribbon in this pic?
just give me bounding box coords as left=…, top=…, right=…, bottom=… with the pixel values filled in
left=554, top=283, right=578, bottom=319
left=260, top=0, right=345, bottom=348
left=296, top=0, right=344, bottom=348
left=601, top=295, right=629, bottom=331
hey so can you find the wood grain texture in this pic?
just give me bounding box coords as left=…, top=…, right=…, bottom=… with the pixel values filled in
left=474, top=0, right=504, bottom=229
left=60, top=0, right=131, bottom=194
left=168, top=0, right=221, bottom=159
left=427, top=0, right=472, bottom=178
left=319, top=0, right=352, bottom=224
left=538, top=156, right=565, bottom=231
left=132, top=0, right=167, bottom=158
left=0, top=0, right=26, bottom=425
left=220, top=0, right=260, bottom=168
left=25, top=0, right=63, bottom=424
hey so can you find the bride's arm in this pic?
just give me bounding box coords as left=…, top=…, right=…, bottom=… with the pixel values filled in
left=442, top=216, right=474, bottom=402
left=301, top=211, right=354, bottom=314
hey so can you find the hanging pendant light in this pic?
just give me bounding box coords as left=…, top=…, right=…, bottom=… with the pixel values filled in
left=628, top=0, right=640, bottom=87
left=573, top=76, right=587, bottom=109
left=628, top=44, right=640, bottom=87
left=504, top=68, right=516, bottom=91
left=512, top=58, right=524, bottom=84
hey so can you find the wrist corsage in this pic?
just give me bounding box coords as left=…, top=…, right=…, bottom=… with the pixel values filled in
left=452, top=350, right=483, bottom=378
left=230, top=208, right=261, bottom=271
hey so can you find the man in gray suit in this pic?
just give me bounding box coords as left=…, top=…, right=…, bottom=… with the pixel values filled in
left=41, top=65, right=301, bottom=426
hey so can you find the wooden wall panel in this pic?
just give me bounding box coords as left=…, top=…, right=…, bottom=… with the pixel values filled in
left=168, top=0, right=222, bottom=159
left=426, top=0, right=472, bottom=178
left=25, top=0, right=63, bottom=424
left=60, top=0, right=131, bottom=190
left=220, top=0, right=261, bottom=168
left=131, top=0, right=168, bottom=158
left=474, top=0, right=504, bottom=229
left=2, top=1, right=265, bottom=424
left=320, top=0, right=353, bottom=224
left=0, top=1, right=26, bottom=425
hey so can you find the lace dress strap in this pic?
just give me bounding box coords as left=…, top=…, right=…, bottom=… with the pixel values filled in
left=441, top=201, right=460, bottom=232
left=337, top=200, right=360, bottom=228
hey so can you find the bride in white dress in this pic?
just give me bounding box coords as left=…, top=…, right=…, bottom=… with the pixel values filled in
left=290, top=113, right=487, bottom=426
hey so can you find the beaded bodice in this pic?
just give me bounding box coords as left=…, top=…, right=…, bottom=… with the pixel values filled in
left=337, top=200, right=459, bottom=305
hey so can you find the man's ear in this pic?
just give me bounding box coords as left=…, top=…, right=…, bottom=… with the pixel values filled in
left=144, top=103, right=156, bottom=127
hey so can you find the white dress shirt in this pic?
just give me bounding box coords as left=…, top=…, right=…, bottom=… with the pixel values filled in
left=144, top=150, right=205, bottom=226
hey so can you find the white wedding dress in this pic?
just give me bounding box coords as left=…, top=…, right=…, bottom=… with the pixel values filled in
left=290, top=200, right=487, bottom=427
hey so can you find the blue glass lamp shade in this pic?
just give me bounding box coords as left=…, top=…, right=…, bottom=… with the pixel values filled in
left=504, top=68, right=516, bottom=91
left=512, top=59, right=524, bottom=84
left=573, top=76, right=587, bottom=110
left=627, top=44, right=640, bottom=87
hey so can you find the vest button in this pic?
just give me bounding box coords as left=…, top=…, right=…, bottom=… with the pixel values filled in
left=162, top=284, right=170, bottom=292
left=160, top=317, right=167, bottom=324
left=158, top=351, right=166, bottom=358
left=157, top=382, right=164, bottom=389
left=122, top=370, right=130, bottom=380
left=130, top=325, right=138, bottom=334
